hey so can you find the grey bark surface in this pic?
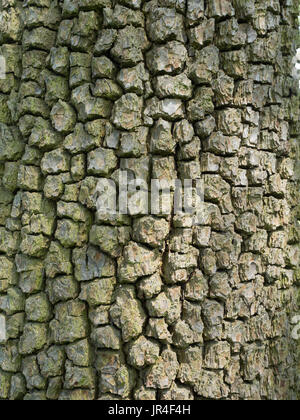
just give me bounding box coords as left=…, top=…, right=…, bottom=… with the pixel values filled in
left=0, top=0, right=300, bottom=400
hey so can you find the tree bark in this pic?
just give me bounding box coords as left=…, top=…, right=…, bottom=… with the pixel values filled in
left=0, top=0, right=299, bottom=400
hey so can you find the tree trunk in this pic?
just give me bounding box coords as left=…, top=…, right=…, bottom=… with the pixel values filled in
left=0, top=0, right=299, bottom=401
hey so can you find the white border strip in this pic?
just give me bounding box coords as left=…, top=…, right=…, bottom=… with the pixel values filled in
left=0, top=314, right=6, bottom=343
left=0, top=56, right=6, bottom=80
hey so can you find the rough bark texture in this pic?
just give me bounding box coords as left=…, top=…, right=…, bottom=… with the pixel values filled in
left=0, top=0, right=300, bottom=401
